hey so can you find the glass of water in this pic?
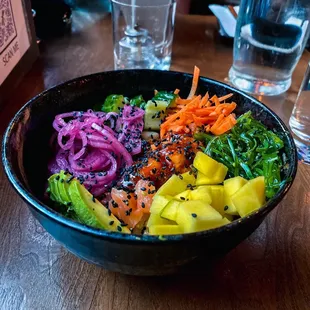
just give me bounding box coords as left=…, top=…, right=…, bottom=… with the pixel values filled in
left=111, top=0, right=176, bottom=70
left=289, top=62, right=310, bottom=164
left=229, top=0, right=310, bottom=96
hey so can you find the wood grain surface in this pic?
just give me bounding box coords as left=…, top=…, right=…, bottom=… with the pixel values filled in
left=1, top=14, right=310, bottom=310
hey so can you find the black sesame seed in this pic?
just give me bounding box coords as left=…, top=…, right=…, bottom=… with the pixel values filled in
left=224, top=206, right=229, bottom=211
left=109, top=221, right=114, bottom=226
left=140, top=187, right=146, bottom=191
left=55, top=175, right=60, bottom=181
left=117, top=226, right=122, bottom=232
left=191, top=213, right=197, bottom=218
left=92, top=195, right=96, bottom=202
left=108, top=209, right=112, bottom=216
left=111, top=201, right=118, bottom=208
left=178, top=175, right=183, bottom=180
left=66, top=176, right=74, bottom=183
left=180, top=197, right=185, bottom=201
left=141, top=202, right=145, bottom=208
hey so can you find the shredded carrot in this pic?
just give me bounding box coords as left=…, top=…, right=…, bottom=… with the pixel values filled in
left=160, top=67, right=237, bottom=138
left=187, top=66, right=200, bottom=99
left=218, top=93, right=233, bottom=102
left=174, top=88, right=180, bottom=95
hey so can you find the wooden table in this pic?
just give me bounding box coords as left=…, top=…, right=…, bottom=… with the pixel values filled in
left=1, top=14, right=309, bottom=310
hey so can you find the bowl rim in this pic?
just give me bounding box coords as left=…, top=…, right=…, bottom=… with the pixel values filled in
left=1, top=69, right=298, bottom=244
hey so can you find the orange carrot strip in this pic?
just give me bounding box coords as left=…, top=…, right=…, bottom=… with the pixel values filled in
left=174, top=88, right=180, bottom=95
left=195, top=107, right=216, bottom=114
left=177, top=97, right=197, bottom=105
left=199, top=92, right=209, bottom=108
left=205, top=124, right=211, bottom=132
left=211, top=113, right=225, bottom=129
left=213, top=96, right=220, bottom=106
left=218, top=93, right=233, bottom=102
left=222, top=102, right=237, bottom=116
left=187, top=66, right=200, bottom=99
left=206, top=100, right=212, bottom=107
left=211, top=115, right=236, bottom=135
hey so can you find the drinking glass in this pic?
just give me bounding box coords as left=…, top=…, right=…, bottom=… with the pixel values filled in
left=229, top=0, right=310, bottom=96
left=289, top=62, right=310, bottom=164
left=111, top=0, right=176, bottom=70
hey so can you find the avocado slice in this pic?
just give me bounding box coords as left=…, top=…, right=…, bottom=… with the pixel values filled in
left=152, top=91, right=178, bottom=107
left=57, top=171, right=72, bottom=204
left=101, top=94, right=125, bottom=113
left=48, top=174, right=62, bottom=202
left=144, top=100, right=169, bottom=131
left=68, top=180, right=130, bottom=233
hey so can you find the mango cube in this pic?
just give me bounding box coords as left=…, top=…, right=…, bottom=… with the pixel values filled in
left=156, top=174, right=187, bottom=197
left=181, top=171, right=196, bottom=186
left=160, top=199, right=181, bottom=221
left=174, top=190, right=191, bottom=201
left=190, top=186, right=212, bottom=204
left=150, top=195, right=172, bottom=215
left=176, top=200, right=230, bottom=233
left=224, top=176, right=248, bottom=215
left=148, top=225, right=183, bottom=235
left=194, top=152, right=228, bottom=185
left=147, top=213, right=175, bottom=227
left=231, top=176, right=266, bottom=217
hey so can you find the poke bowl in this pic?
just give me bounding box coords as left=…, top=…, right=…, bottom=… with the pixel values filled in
left=2, top=69, right=297, bottom=275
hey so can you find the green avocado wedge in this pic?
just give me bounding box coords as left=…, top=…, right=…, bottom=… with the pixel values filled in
left=48, top=174, right=62, bottom=202
left=57, top=171, right=72, bottom=204
left=68, top=179, right=130, bottom=233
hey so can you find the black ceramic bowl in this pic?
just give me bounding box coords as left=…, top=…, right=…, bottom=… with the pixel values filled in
left=2, top=70, right=297, bottom=275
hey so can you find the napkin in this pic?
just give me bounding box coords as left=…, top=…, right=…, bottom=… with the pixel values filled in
left=209, top=5, right=239, bottom=38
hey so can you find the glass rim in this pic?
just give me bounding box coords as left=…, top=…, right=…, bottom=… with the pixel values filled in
left=111, top=0, right=176, bottom=8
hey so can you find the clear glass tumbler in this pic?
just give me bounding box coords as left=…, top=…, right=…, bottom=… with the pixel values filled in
left=229, top=0, right=310, bottom=96
left=111, top=0, right=176, bottom=70
left=289, top=62, right=310, bottom=164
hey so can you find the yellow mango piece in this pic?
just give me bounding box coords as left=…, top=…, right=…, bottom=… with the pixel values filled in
left=231, top=176, right=266, bottom=217
left=174, top=190, right=191, bottom=201
left=176, top=200, right=230, bottom=233
left=205, top=185, right=226, bottom=216
left=190, top=186, right=212, bottom=204
left=160, top=199, right=181, bottom=222
left=224, top=176, right=248, bottom=215
left=148, top=225, right=183, bottom=235
left=150, top=195, right=172, bottom=215
left=193, top=152, right=228, bottom=185
left=193, top=152, right=219, bottom=175
left=156, top=174, right=187, bottom=197
left=196, top=169, right=228, bottom=186
left=181, top=171, right=196, bottom=186
left=147, top=213, right=175, bottom=227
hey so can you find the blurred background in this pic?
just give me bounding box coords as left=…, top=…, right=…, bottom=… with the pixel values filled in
left=30, top=0, right=240, bottom=38
left=30, top=0, right=309, bottom=49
